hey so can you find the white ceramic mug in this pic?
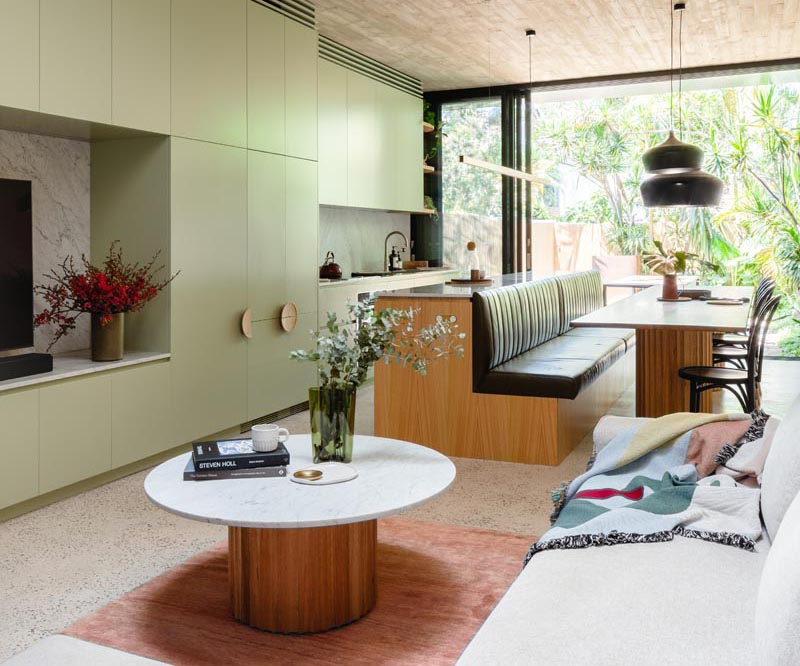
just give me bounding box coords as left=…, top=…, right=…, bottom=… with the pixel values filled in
left=251, top=424, right=290, bottom=452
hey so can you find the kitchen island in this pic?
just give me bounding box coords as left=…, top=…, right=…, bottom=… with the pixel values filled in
left=374, top=272, right=635, bottom=465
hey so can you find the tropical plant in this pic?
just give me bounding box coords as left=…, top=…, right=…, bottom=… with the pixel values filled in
left=290, top=298, right=465, bottom=391
left=642, top=240, right=719, bottom=276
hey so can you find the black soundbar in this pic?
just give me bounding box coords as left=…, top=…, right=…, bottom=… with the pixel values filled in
left=0, top=353, right=53, bottom=382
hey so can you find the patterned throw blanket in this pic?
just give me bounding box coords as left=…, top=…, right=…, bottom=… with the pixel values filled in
left=524, top=412, right=768, bottom=565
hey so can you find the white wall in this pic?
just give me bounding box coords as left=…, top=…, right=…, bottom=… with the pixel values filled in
left=319, top=206, right=411, bottom=275
left=0, top=129, right=90, bottom=353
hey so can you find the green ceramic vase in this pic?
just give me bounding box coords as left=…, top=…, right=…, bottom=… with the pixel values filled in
left=91, top=313, right=124, bottom=362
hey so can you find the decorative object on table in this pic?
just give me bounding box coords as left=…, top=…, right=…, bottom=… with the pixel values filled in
left=706, top=299, right=747, bottom=306
left=290, top=462, right=359, bottom=486
left=191, top=438, right=290, bottom=471
left=183, top=458, right=287, bottom=481
left=642, top=239, right=718, bottom=301
left=447, top=278, right=493, bottom=286
left=639, top=2, right=723, bottom=207
left=34, top=241, right=177, bottom=361
left=251, top=424, right=289, bottom=453
left=319, top=250, right=342, bottom=280
left=679, top=288, right=712, bottom=300
left=291, top=298, right=465, bottom=463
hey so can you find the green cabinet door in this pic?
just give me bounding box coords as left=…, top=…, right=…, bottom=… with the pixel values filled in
left=40, top=0, right=111, bottom=123
left=0, top=0, right=38, bottom=111
left=0, top=389, right=39, bottom=509
left=39, top=376, right=112, bottom=494
left=247, top=1, right=285, bottom=154
left=318, top=59, right=348, bottom=206
left=247, top=314, right=317, bottom=421
left=171, top=0, right=247, bottom=147
left=248, top=150, right=286, bottom=322
left=285, top=157, right=318, bottom=316
left=111, top=362, right=172, bottom=468
left=170, top=138, right=248, bottom=444
left=396, top=89, right=424, bottom=212
left=111, top=0, right=170, bottom=134
left=284, top=19, right=318, bottom=161
left=318, top=284, right=359, bottom=329
left=347, top=71, right=379, bottom=209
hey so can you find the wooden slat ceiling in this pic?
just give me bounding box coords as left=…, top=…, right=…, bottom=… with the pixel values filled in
left=313, top=0, right=800, bottom=91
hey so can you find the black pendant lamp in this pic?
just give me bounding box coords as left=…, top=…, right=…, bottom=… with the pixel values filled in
left=640, top=2, right=723, bottom=207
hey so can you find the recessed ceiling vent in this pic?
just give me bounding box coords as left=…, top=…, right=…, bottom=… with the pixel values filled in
left=319, top=35, right=423, bottom=98
left=252, top=0, right=315, bottom=29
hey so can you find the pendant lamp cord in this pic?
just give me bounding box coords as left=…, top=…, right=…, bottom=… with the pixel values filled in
left=678, top=6, right=684, bottom=138
left=669, top=0, right=674, bottom=131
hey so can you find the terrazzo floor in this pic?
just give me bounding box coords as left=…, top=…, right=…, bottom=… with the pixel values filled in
left=1, top=360, right=798, bottom=662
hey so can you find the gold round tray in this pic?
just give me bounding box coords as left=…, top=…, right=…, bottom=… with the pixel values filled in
left=293, top=469, right=323, bottom=481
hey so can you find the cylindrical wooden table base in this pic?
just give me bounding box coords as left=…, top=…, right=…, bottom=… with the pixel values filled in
left=228, top=519, right=377, bottom=633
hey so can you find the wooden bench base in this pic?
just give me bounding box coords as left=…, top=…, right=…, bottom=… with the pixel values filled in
left=375, top=297, right=635, bottom=466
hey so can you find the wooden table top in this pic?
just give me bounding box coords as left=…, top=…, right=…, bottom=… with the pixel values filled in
left=571, top=285, right=753, bottom=332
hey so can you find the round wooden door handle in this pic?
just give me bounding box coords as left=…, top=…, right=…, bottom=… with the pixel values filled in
left=281, top=302, right=298, bottom=332
left=241, top=308, right=253, bottom=339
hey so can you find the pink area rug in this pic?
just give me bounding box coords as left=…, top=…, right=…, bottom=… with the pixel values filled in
left=65, top=518, right=533, bottom=665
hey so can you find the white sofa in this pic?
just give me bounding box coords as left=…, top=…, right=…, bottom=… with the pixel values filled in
left=458, top=395, right=800, bottom=666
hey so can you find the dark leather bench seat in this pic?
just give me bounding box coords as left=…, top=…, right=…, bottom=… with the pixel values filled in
left=480, top=334, right=626, bottom=400
left=473, top=271, right=633, bottom=401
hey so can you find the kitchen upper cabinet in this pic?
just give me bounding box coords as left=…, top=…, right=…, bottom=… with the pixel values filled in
left=0, top=390, right=39, bottom=509
left=246, top=314, right=316, bottom=421
left=40, top=0, right=111, bottom=123
left=347, top=71, right=380, bottom=210
left=0, top=0, right=38, bottom=111
left=247, top=1, right=285, bottom=155
left=111, top=0, right=171, bottom=134
left=170, top=138, right=248, bottom=444
left=318, top=59, right=348, bottom=206
left=172, top=0, right=247, bottom=148
left=111, top=362, right=172, bottom=468
left=391, top=86, right=423, bottom=212
left=285, top=157, right=318, bottom=316
left=285, top=19, right=318, bottom=161
left=248, top=150, right=286, bottom=322
left=39, top=376, right=112, bottom=494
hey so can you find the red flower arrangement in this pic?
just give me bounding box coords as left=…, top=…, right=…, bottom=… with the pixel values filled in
left=34, top=241, right=178, bottom=350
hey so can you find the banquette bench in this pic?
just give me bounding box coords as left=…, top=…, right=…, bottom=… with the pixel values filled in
left=374, top=270, right=635, bottom=465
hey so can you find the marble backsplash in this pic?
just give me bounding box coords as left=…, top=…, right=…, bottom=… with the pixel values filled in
left=0, top=129, right=90, bottom=353
left=319, top=207, right=411, bottom=275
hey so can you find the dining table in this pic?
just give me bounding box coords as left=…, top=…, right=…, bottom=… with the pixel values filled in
left=571, top=285, right=753, bottom=417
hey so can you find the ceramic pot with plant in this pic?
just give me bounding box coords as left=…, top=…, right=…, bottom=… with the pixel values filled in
left=34, top=241, right=178, bottom=361
left=642, top=240, right=718, bottom=300
left=291, top=299, right=465, bottom=463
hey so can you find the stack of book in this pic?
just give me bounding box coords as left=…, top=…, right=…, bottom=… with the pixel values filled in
left=184, top=438, right=290, bottom=481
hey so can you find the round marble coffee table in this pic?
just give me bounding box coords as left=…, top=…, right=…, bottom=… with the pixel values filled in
left=144, top=435, right=455, bottom=633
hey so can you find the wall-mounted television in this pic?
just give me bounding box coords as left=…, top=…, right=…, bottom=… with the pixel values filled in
left=0, top=178, right=33, bottom=353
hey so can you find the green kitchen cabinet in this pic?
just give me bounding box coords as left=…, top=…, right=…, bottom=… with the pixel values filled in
left=247, top=0, right=285, bottom=154
left=248, top=150, right=286, bottom=322
left=0, top=389, right=39, bottom=509
left=171, top=0, right=247, bottom=148
left=318, top=59, right=348, bottom=206
left=246, top=314, right=317, bottom=421
left=285, top=18, right=318, bottom=161
left=0, top=0, right=38, bottom=111
left=393, top=88, right=424, bottom=212
left=111, top=0, right=170, bottom=134
left=285, top=157, right=319, bottom=316
left=40, top=0, right=111, bottom=123
left=347, top=70, right=379, bottom=209
left=170, top=138, right=248, bottom=445
left=39, top=376, right=112, bottom=494
left=318, top=284, right=360, bottom=329
left=111, top=362, right=172, bottom=468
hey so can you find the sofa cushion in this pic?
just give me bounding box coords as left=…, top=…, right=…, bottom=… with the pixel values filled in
left=760, top=393, right=800, bottom=540
left=755, top=489, right=800, bottom=665
left=457, top=537, right=769, bottom=666
left=563, top=326, right=636, bottom=351
left=478, top=335, right=626, bottom=399
left=554, top=270, right=603, bottom=333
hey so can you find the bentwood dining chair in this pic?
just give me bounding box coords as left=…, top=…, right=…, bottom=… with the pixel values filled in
left=679, top=295, right=781, bottom=413
left=713, top=276, right=775, bottom=350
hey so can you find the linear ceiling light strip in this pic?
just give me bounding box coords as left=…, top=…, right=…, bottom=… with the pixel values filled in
left=251, top=0, right=315, bottom=29
left=319, top=36, right=423, bottom=98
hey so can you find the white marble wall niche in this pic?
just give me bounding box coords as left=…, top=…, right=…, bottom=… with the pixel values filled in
left=0, top=128, right=91, bottom=353
left=319, top=206, right=412, bottom=275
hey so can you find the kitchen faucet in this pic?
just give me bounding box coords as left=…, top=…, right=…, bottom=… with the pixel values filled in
left=384, top=230, right=409, bottom=272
